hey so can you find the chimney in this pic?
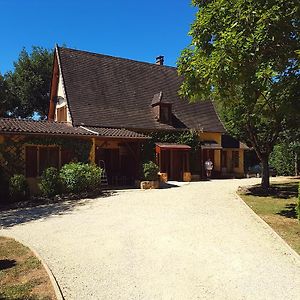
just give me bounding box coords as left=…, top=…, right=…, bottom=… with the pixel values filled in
left=156, top=55, right=164, bottom=65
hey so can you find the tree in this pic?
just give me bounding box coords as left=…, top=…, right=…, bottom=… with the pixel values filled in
left=3, top=46, right=53, bottom=118
left=270, top=128, right=300, bottom=176
left=178, top=0, right=300, bottom=188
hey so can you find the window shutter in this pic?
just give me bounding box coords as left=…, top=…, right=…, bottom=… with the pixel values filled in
left=25, top=146, right=37, bottom=177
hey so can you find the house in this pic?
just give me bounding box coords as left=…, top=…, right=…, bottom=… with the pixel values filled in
left=0, top=46, right=246, bottom=191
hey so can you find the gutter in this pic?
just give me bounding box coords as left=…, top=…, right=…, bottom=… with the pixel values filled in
left=79, top=126, right=99, bottom=135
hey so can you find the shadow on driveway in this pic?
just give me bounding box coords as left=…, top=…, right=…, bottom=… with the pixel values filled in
left=0, top=200, right=85, bottom=228
left=0, top=191, right=116, bottom=228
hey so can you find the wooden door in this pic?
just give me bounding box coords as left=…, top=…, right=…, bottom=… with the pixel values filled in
left=170, top=150, right=185, bottom=181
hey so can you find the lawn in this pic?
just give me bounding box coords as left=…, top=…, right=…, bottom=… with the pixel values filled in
left=239, top=179, right=300, bottom=255
left=0, top=236, right=56, bottom=300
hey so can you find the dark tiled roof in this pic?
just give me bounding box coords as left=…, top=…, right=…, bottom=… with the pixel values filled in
left=151, top=91, right=172, bottom=106
left=83, top=126, right=148, bottom=139
left=58, top=47, right=225, bottom=133
left=0, top=118, right=93, bottom=136
left=0, top=118, right=149, bottom=139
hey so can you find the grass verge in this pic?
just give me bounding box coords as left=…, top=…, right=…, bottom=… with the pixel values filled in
left=0, top=236, right=56, bottom=300
left=239, top=179, right=300, bottom=255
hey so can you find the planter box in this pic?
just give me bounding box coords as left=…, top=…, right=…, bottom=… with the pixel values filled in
left=183, top=172, right=192, bottom=182
left=191, top=174, right=201, bottom=181
left=159, top=172, right=168, bottom=183
left=140, top=180, right=160, bottom=190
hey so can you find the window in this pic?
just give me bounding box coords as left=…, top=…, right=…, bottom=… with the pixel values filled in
left=232, top=151, right=239, bottom=168
left=25, top=146, right=59, bottom=177
left=56, top=106, right=67, bottom=122
left=25, top=146, right=38, bottom=177
left=39, top=147, right=59, bottom=175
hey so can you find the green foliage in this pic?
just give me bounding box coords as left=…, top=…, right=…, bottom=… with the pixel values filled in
left=60, top=163, right=102, bottom=194
left=9, top=174, right=29, bottom=202
left=142, top=161, right=159, bottom=181
left=0, top=74, right=10, bottom=117
left=178, top=0, right=300, bottom=187
left=270, top=143, right=297, bottom=176
left=2, top=46, right=53, bottom=118
left=39, top=167, right=61, bottom=197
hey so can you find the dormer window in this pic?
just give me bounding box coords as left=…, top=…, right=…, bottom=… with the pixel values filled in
left=151, top=91, right=173, bottom=124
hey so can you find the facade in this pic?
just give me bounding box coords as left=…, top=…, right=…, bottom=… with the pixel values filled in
left=0, top=46, right=247, bottom=192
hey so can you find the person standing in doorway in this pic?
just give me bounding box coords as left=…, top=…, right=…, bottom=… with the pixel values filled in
left=205, top=158, right=213, bottom=179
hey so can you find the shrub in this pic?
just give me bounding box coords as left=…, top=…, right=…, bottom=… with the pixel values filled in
left=60, top=163, right=102, bottom=194
left=142, top=161, right=159, bottom=181
left=9, top=174, right=29, bottom=202
left=39, top=167, right=61, bottom=197
left=269, top=143, right=296, bottom=176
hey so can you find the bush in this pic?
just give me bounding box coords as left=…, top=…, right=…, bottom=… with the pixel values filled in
left=39, top=167, right=61, bottom=197
left=142, top=161, right=159, bottom=181
left=269, top=143, right=296, bottom=176
left=60, top=163, right=102, bottom=194
left=9, top=174, right=29, bottom=202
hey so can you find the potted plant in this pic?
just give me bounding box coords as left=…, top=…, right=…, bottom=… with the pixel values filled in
left=140, top=161, right=159, bottom=189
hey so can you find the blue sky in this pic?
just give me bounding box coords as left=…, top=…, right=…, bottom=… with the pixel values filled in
left=0, top=0, right=196, bottom=74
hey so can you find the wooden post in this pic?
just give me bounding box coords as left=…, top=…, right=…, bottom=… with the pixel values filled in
left=170, top=150, right=173, bottom=180
left=89, top=138, right=96, bottom=164
left=158, top=150, right=162, bottom=172
left=186, top=151, right=190, bottom=172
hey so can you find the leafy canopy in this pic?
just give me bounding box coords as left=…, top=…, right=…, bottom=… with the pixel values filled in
left=1, top=46, right=53, bottom=118
left=178, top=0, right=300, bottom=187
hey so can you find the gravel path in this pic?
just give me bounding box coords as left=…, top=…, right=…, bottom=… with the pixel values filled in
left=1, top=178, right=299, bottom=299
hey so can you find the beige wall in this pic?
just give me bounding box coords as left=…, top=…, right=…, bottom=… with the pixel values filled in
left=198, top=132, right=245, bottom=176
left=222, top=149, right=244, bottom=175
left=199, top=132, right=222, bottom=172
left=54, top=73, right=72, bottom=123
left=199, top=132, right=222, bottom=144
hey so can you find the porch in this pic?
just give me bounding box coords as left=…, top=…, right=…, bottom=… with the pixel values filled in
left=94, top=139, right=141, bottom=186
left=155, top=143, right=191, bottom=182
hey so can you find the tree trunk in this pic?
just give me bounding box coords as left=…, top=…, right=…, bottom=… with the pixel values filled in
left=295, top=152, right=298, bottom=176
left=261, top=156, right=270, bottom=189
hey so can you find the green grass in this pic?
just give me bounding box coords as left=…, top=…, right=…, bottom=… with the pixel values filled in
left=0, top=237, right=56, bottom=300
left=239, top=180, right=300, bottom=255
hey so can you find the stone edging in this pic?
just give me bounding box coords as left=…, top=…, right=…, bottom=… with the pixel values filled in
left=235, top=192, right=300, bottom=264
left=1, top=235, right=64, bottom=300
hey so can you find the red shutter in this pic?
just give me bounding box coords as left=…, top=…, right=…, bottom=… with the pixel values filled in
left=25, top=146, right=37, bottom=177
left=39, top=147, right=59, bottom=175
left=48, top=147, right=59, bottom=169
left=61, top=149, right=73, bottom=166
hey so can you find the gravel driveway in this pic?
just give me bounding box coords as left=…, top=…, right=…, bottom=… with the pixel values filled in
left=1, top=178, right=299, bottom=299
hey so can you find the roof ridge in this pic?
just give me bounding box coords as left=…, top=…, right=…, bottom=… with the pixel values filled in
left=58, top=46, right=177, bottom=70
